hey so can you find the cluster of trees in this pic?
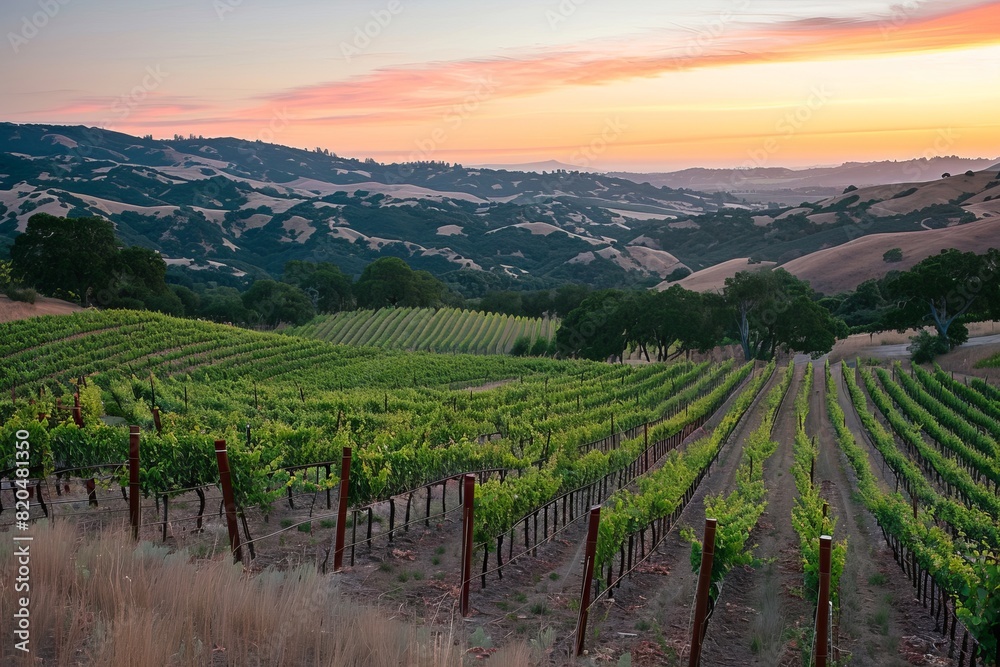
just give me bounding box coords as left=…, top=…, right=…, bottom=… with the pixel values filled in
left=6, top=214, right=455, bottom=327
left=10, top=214, right=181, bottom=313
left=184, top=256, right=452, bottom=326
left=556, top=269, right=846, bottom=362
left=477, top=284, right=591, bottom=319
left=557, top=249, right=1000, bottom=364
left=822, top=248, right=1000, bottom=361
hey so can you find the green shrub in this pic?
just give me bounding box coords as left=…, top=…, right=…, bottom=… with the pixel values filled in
left=882, top=248, right=903, bottom=263
left=908, top=330, right=949, bottom=363
left=509, top=335, right=532, bottom=356
left=529, top=337, right=550, bottom=357
left=5, top=284, right=37, bottom=304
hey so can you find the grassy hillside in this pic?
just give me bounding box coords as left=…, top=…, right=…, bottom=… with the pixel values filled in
left=289, top=307, right=558, bottom=355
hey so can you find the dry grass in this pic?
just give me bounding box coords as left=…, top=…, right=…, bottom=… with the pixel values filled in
left=828, top=321, right=1000, bottom=364
left=781, top=216, right=1000, bottom=295
left=1, top=521, right=531, bottom=666
left=0, top=295, right=82, bottom=323
left=663, top=258, right=776, bottom=293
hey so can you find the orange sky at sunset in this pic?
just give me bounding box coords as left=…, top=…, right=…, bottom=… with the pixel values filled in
left=2, top=0, right=998, bottom=170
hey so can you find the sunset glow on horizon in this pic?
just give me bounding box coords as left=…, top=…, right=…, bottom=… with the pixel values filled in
left=2, top=0, right=999, bottom=171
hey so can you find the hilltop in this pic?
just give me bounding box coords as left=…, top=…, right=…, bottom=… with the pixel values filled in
left=0, top=123, right=731, bottom=288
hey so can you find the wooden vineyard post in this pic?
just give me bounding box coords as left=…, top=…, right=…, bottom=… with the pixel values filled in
left=333, top=447, right=352, bottom=572
left=84, top=478, right=98, bottom=507
left=151, top=407, right=162, bottom=434
left=214, top=440, right=243, bottom=563
left=72, top=392, right=84, bottom=427
left=129, top=426, right=141, bottom=540
left=574, top=505, right=601, bottom=657
left=689, top=518, right=718, bottom=667
left=814, top=535, right=833, bottom=667
left=460, top=474, right=475, bottom=617
left=644, top=423, right=649, bottom=472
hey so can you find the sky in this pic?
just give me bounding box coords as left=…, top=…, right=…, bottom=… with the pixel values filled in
left=1, top=0, right=999, bottom=171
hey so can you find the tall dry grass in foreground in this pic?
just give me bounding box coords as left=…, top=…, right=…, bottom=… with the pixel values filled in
left=0, top=521, right=532, bottom=666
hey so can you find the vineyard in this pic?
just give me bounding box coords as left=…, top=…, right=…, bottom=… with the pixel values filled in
left=1, top=309, right=999, bottom=665
left=289, top=307, right=558, bottom=355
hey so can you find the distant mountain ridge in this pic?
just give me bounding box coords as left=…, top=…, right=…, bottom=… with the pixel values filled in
left=471, top=160, right=601, bottom=173
left=611, top=156, right=1000, bottom=206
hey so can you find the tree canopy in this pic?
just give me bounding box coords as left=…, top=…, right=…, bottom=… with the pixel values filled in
left=10, top=213, right=120, bottom=304
left=282, top=260, right=354, bottom=313
left=882, top=248, right=1000, bottom=348
left=723, top=268, right=842, bottom=361
left=556, top=270, right=843, bottom=362
left=354, top=257, right=446, bottom=308
left=242, top=280, right=316, bottom=326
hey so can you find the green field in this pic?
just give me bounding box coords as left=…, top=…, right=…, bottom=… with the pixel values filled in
left=289, top=307, right=558, bottom=354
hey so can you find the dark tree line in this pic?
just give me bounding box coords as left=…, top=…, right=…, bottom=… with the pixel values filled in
left=7, top=214, right=455, bottom=326
left=10, top=215, right=998, bottom=357
left=556, top=270, right=846, bottom=362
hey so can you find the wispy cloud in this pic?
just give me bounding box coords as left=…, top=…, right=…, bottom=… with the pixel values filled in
left=248, top=2, right=1000, bottom=121
left=13, top=95, right=212, bottom=123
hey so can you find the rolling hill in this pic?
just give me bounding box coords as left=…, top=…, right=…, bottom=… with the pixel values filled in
left=0, top=123, right=732, bottom=288
left=2, top=123, right=996, bottom=298
left=661, top=169, right=1000, bottom=294
left=781, top=215, right=1000, bottom=295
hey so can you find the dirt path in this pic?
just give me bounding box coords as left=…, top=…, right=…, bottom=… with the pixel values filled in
left=579, top=365, right=783, bottom=665
left=697, top=364, right=807, bottom=667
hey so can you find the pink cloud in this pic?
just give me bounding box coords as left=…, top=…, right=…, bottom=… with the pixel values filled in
left=249, top=2, right=1000, bottom=121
